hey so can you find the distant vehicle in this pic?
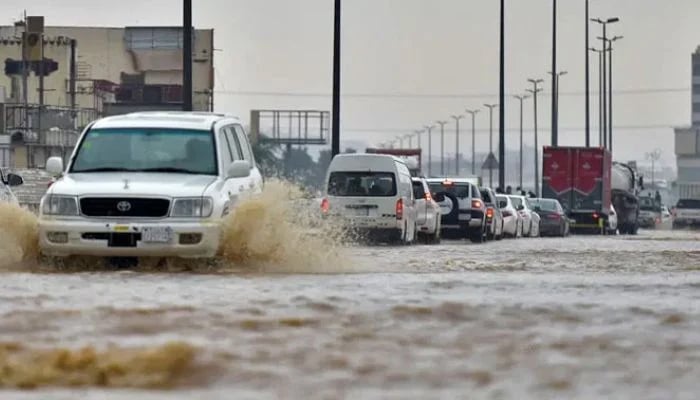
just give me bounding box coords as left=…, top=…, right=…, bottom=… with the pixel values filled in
left=638, top=196, right=663, bottom=229
left=324, top=154, right=417, bottom=244
left=531, top=198, right=569, bottom=237
left=661, top=205, right=672, bottom=221
left=426, top=178, right=487, bottom=243
left=38, top=112, right=263, bottom=262
left=480, top=187, right=504, bottom=241
left=497, top=195, right=522, bottom=238
left=0, top=170, right=23, bottom=204
left=509, top=195, right=539, bottom=237
left=412, top=177, right=442, bottom=244
left=672, top=198, right=700, bottom=229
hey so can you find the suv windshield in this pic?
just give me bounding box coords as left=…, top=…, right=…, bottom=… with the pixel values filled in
left=71, top=128, right=218, bottom=175
left=428, top=182, right=470, bottom=199
left=677, top=199, right=700, bottom=209
left=328, top=172, right=397, bottom=197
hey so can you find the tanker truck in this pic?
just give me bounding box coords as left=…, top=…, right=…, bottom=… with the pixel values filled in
left=611, top=162, right=642, bottom=234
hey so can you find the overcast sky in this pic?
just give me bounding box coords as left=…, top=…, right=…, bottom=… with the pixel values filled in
left=4, top=0, right=700, bottom=169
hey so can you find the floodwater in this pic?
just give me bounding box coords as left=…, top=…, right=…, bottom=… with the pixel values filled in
left=1, top=188, right=699, bottom=399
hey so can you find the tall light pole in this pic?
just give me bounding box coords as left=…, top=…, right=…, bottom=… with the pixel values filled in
left=592, top=17, right=620, bottom=151
left=465, top=109, right=480, bottom=176
left=527, top=79, right=544, bottom=196
left=585, top=0, right=591, bottom=147
left=548, top=70, right=568, bottom=143
left=183, top=0, right=193, bottom=111
left=499, top=0, right=506, bottom=189
left=424, top=125, right=435, bottom=177
left=436, top=120, right=448, bottom=176
left=451, top=115, right=465, bottom=175
left=484, top=104, right=498, bottom=187
left=331, top=0, right=342, bottom=156
left=590, top=47, right=604, bottom=147
left=607, top=35, right=623, bottom=154
left=551, top=0, right=558, bottom=146
left=414, top=129, right=423, bottom=171
left=513, top=94, right=530, bottom=190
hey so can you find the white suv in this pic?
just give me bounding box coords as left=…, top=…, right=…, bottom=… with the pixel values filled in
left=39, top=112, right=263, bottom=260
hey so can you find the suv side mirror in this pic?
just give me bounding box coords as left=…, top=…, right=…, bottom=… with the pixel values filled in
left=46, top=157, right=64, bottom=176
left=227, top=160, right=251, bottom=179
left=6, top=173, right=23, bottom=187
left=433, top=193, right=445, bottom=202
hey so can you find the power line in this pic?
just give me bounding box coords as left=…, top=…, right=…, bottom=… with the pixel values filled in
left=214, top=87, right=689, bottom=99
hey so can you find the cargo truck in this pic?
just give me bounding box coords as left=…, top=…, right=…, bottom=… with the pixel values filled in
left=542, top=146, right=640, bottom=234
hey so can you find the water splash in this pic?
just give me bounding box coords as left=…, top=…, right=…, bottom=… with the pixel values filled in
left=0, top=203, right=39, bottom=269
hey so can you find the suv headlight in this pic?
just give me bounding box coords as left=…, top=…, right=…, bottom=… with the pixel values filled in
left=171, top=197, right=213, bottom=218
left=42, top=195, right=79, bottom=216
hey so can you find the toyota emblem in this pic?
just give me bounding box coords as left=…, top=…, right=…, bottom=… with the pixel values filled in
left=116, top=201, right=132, bottom=212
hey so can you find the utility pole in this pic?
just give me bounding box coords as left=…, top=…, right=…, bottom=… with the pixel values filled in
left=465, top=109, right=480, bottom=176
left=499, top=0, right=506, bottom=189
left=484, top=104, right=498, bottom=187
left=513, top=94, right=530, bottom=190
left=451, top=115, right=464, bottom=175
left=331, top=0, right=342, bottom=156
left=590, top=47, right=604, bottom=146
left=21, top=12, right=28, bottom=143
left=436, top=120, right=448, bottom=176
left=585, top=0, right=591, bottom=147
left=551, top=0, right=558, bottom=147
left=608, top=36, right=623, bottom=154
left=527, top=79, right=544, bottom=196
left=424, top=125, right=435, bottom=177
left=592, top=17, right=620, bottom=150
left=548, top=71, right=568, bottom=143
left=183, top=0, right=193, bottom=111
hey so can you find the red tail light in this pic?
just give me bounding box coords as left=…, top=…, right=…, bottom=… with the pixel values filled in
left=321, top=198, right=330, bottom=214
left=486, top=207, right=494, bottom=219
left=396, top=198, right=404, bottom=220
left=592, top=212, right=599, bottom=220
left=547, top=213, right=561, bottom=220
left=472, top=199, right=483, bottom=209
left=424, top=192, right=433, bottom=202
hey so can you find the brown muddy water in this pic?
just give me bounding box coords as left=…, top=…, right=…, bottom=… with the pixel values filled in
left=0, top=185, right=699, bottom=399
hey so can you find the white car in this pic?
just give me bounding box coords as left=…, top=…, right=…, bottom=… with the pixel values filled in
left=607, top=205, right=619, bottom=235
left=412, top=177, right=441, bottom=244
left=0, top=170, right=23, bottom=204
left=323, top=154, right=417, bottom=244
left=38, top=112, right=263, bottom=261
left=497, top=195, right=521, bottom=238
left=509, top=195, right=539, bottom=237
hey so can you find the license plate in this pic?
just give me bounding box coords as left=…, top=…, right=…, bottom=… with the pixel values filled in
left=142, top=227, right=173, bottom=243
left=355, top=208, right=369, bottom=216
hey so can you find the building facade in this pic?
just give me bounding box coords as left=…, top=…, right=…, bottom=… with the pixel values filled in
left=672, top=47, right=700, bottom=198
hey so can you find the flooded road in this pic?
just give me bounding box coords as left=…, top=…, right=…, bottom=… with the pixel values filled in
left=1, top=229, right=699, bottom=399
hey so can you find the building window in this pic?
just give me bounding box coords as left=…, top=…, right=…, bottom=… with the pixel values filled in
left=125, top=27, right=195, bottom=50
left=693, top=102, right=700, bottom=113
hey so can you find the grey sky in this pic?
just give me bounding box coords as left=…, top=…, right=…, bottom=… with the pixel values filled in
left=4, top=0, right=700, bottom=169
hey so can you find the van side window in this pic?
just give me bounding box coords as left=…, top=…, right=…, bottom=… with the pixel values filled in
left=234, top=125, right=256, bottom=165
left=224, top=127, right=243, bottom=161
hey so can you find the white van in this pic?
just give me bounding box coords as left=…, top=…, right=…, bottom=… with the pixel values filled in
left=322, top=154, right=417, bottom=244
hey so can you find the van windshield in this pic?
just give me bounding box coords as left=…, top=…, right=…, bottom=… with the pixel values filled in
left=70, top=128, right=218, bottom=175
left=328, top=172, right=397, bottom=197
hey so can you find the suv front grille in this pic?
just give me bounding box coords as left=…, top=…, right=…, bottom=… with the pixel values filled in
left=80, top=198, right=170, bottom=218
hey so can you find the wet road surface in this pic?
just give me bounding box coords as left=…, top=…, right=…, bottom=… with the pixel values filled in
left=1, top=230, right=699, bottom=399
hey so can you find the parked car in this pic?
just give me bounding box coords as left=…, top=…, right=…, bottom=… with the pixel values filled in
left=38, top=112, right=263, bottom=262
left=324, top=154, right=417, bottom=244
left=497, top=195, right=521, bottom=238
left=412, top=177, right=442, bottom=244
left=509, top=195, right=538, bottom=237
left=427, top=178, right=487, bottom=243
left=607, top=205, right=619, bottom=235
left=480, top=187, right=504, bottom=241
left=0, top=170, right=23, bottom=204
left=638, top=196, right=662, bottom=229
left=672, top=198, right=700, bottom=229
left=530, top=198, right=569, bottom=237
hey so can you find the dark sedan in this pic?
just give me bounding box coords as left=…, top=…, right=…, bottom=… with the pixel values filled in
left=531, top=198, right=570, bottom=237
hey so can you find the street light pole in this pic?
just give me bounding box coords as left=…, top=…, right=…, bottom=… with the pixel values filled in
left=436, top=121, right=448, bottom=176
left=548, top=71, right=568, bottom=143
left=527, top=79, right=544, bottom=196
left=451, top=115, right=465, bottom=175
left=465, top=109, right=480, bottom=176
left=499, top=0, right=506, bottom=189
left=331, top=0, right=342, bottom=157
left=590, top=47, right=604, bottom=146
left=183, top=0, right=193, bottom=111
left=551, top=0, right=558, bottom=147
left=585, top=0, right=591, bottom=147
left=424, top=125, right=435, bottom=177
left=646, top=149, right=661, bottom=188
left=513, top=94, right=530, bottom=190
left=484, top=104, right=498, bottom=187
left=608, top=35, right=623, bottom=154
left=592, top=17, right=620, bottom=151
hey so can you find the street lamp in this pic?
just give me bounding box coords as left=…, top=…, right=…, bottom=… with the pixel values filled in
left=590, top=47, right=604, bottom=147
left=331, top=0, right=342, bottom=156
left=548, top=71, right=568, bottom=145
left=607, top=35, right=623, bottom=154
left=465, top=109, right=480, bottom=176
left=513, top=94, right=530, bottom=190
left=424, top=125, right=436, bottom=177
left=451, top=115, right=465, bottom=175
left=436, top=120, right=449, bottom=176
left=527, top=79, right=544, bottom=196
left=551, top=0, right=558, bottom=147
left=592, top=17, right=620, bottom=151
left=484, top=104, right=498, bottom=187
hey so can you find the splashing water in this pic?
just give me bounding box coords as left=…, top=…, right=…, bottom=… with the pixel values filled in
left=0, top=203, right=39, bottom=269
